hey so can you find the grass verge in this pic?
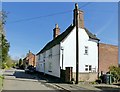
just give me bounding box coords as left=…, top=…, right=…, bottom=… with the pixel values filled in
left=0, top=75, right=4, bottom=92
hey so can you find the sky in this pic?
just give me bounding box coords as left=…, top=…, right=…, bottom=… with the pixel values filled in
left=2, top=2, right=118, bottom=60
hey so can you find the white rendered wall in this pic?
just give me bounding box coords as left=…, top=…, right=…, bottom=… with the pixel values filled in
left=60, top=27, right=98, bottom=73
left=36, top=44, right=60, bottom=78
left=60, top=27, right=76, bottom=72
left=79, top=28, right=98, bottom=73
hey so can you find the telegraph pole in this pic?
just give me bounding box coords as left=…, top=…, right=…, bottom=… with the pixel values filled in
left=75, top=3, right=79, bottom=84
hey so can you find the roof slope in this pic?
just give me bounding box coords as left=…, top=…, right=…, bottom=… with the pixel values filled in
left=85, top=28, right=100, bottom=41
left=36, top=25, right=99, bottom=55
left=36, top=24, right=75, bottom=55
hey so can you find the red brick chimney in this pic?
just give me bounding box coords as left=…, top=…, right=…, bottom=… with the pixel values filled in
left=53, top=24, right=60, bottom=39
left=73, top=3, right=84, bottom=28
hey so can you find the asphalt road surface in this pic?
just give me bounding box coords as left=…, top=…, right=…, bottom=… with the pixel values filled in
left=2, top=68, right=59, bottom=91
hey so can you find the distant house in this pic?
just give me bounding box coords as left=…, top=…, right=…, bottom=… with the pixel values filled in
left=99, top=43, right=118, bottom=74
left=23, top=50, right=36, bottom=68
left=36, top=4, right=100, bottom=81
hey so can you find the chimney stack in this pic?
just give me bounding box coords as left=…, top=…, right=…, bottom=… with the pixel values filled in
left=53, top=24, right=60, bottom=39
left=73, top=3, right=84, bottom=28
left=29, top=50, right=31, bottom=53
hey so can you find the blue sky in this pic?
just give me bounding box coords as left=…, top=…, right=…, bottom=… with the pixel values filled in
left=2, top=2, right=118, bottom=60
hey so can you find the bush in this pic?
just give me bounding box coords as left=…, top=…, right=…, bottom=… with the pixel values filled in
left=109, top=66, right=120, bottom=83
left=2, top=63, right=8, bottom=69
left=0, top=75, right=4, bottom=79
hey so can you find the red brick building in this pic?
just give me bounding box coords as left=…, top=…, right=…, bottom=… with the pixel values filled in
left=99, top=43, right=118, bottom=74
left=23, top=51, right=36, bottom=68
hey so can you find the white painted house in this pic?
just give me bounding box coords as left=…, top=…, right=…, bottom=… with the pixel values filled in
left=36, top=4, right=100, bottom=81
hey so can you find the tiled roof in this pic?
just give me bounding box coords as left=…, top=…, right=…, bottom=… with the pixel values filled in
left=36, top=24, right=74, bottom=55
left=36, top=25, right=99, bottom=55
left=84, top=28, right=100, bottom=41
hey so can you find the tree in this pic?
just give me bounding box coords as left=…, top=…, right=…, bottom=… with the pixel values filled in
left=6, top=55, right=13, bottom=68
left=0, top=11, right=10, bottom=69
left=1, top=35, right=10, bottom=63
left=18, top=58, right=23, bottom=68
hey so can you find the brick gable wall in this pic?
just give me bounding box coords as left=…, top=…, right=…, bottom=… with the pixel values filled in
left=99, top=43, right=118, bottom=74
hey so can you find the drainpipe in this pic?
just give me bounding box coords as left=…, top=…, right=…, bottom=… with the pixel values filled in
left=98, top=41, right=100, bottom=79
left=61, top=47, right=64, bottom=69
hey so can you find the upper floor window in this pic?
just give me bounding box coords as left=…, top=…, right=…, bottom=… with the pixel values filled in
left=84, top=46, right=88, bottom=55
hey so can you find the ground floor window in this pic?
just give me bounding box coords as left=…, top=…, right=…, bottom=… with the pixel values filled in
left=85, top=65, right=92, bottom=72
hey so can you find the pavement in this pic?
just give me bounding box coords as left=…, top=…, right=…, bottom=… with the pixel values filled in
left=36, top=73, right=99, bottom=91
left=36, top=72, right=120, bottom=92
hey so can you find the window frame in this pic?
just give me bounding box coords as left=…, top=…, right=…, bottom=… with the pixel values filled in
left=84, top=46, right=88, bottom=55
left=85, top=65, right=92, bottom=72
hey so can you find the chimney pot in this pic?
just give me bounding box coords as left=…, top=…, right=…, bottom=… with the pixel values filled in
left=75, top=3, right=79, bottom=9
left=55, top=24, right=59, bottom=28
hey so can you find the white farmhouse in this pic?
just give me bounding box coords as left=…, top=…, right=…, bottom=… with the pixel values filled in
left=36, top=3, right=100, bottom=81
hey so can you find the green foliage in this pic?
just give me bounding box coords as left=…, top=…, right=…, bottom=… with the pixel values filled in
left=0, top=75, right=4, bottom=91
left=2, top=55, right=16, bottom=69
left=18, top=58, right=23, bottom=68
left=2, top=63, right=8, bottom=69
left=109, top=66, right=120, bottom=82
left=6, top=56, right=13, bottom=68
left=0, top=75, right=4, bottom=79
left=0, top=76, right=2, bottom=91
left=90, top=81, right=97, bottom=84
left=19, top=58, right=22, bottom=66
left=0, top=11, right=10, bottom=69
left=2, top=35, right=10, bottom=63
left=12, top=62, right=16, bottom=68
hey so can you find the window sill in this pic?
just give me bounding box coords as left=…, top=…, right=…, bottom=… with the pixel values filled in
left=48, top=71, right=52, bottom=72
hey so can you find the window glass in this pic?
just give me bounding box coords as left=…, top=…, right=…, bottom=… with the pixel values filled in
left=85, top=46, right=88, bottom=55
left=89, top=65, right=92, bottom=71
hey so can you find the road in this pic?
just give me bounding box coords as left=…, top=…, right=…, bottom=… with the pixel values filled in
left=2, top=68, right=59, bottom=91
left=2, top=68, right=120, bottom=92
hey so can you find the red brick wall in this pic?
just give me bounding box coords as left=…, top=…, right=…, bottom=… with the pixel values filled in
left=99, top=43, right=118, bottom=74
left=28, top=53, right=36, bottom=67
left=24, top=52, right=36, bottom=67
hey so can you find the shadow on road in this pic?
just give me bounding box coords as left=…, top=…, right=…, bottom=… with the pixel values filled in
left=4, top=69, right=37, bottom=81
left=36, top=72, right=64, bottom=84
left=13, top=70, right=37, bottom=80
left=4, top=69, right=63, bottom=83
